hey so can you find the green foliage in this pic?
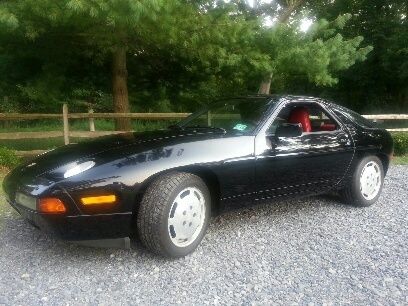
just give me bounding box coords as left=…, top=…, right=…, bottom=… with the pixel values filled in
left=0, top=147, right=20, bottom=168
left=392, top=133, right=408, bottom=156
left=0, top=7, right=19, bottom=30
left=307, top=0, right=407, bottom=112
left=0, top=0, right=389, bottom=114
left=257, top=14, right=372, bottom=89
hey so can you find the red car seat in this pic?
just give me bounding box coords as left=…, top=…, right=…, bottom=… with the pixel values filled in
left=288, top=107, right=312, bottom=132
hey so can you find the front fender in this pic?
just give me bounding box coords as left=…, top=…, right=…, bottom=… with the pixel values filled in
left=57, top=136, right=255, bottom=213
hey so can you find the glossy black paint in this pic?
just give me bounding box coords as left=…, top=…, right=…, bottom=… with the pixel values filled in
left=2, top=95, right=394, bottom=242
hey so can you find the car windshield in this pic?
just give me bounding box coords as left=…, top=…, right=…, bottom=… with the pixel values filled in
left=174, top=97, right=273, bottom=134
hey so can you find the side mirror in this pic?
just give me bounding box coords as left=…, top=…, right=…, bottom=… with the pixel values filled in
left=275, top=123, right=303, bottom=138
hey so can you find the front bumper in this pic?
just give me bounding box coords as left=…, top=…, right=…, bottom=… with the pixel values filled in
left=7, top=198, right=133, bottom=242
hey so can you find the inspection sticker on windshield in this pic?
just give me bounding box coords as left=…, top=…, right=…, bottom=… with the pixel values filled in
left=233, top=123, right=247, bottom=131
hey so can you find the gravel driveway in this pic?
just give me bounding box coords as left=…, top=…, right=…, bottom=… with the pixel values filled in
left=0, top=166, right=407, bottom=305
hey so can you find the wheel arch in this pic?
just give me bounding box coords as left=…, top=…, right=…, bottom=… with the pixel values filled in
left=351, top=149, right=390, bottom=175
left=132, top=165, right=222, bottom=217
left=376, top=152, right=390, bottom=175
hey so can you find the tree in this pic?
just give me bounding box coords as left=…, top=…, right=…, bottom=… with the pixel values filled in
left=258, top=15, right=372, bottom=92
left=0, top=0, right=175, bottom=130
left=0, top=0, right=269, bottom=123
left=0, top=0, right=378, bottom=119
left=308, top=0, right=407, bottom=112
left=208, top=1, right=372, bottom=94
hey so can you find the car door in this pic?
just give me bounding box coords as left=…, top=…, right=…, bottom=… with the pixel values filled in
left=254, top=100, right=354, bottom=201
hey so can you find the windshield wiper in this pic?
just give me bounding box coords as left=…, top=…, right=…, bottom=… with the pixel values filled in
left=169, top=125, right=226, bottom=133
left=183, top=125, right=227, bottom=133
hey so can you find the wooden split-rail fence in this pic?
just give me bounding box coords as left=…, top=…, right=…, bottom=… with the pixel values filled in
left=0, top=103, right=407, bottom=156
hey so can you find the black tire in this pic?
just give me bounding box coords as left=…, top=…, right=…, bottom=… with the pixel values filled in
left=340, top=155, right=384, bottom=207
left=136, top=172, right=211, bottom=257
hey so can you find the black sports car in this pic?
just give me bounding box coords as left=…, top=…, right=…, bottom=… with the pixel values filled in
left=2, top=95, right=393, bottom=257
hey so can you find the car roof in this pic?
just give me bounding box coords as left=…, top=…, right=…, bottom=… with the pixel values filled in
left=238, top=94, right=324, bottom=101
left=236, top=94, right=332, bottom=106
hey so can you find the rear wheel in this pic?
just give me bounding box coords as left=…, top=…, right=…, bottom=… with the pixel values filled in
left=137, top=172, right=211, bottom=257
left=341, top=155, right=384, bottom=207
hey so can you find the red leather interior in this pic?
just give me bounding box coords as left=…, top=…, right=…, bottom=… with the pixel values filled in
left=319, top=123, right=336, bottom=131
left=288, top=107, right=311, bottom=132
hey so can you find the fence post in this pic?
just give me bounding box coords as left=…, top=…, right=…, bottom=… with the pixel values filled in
left=3, top=96, right=10, bottom=128
left=88, top=107, right=95, bottom=132
left=63, top=103, right=70, bottom=145
left=207, top=110, right=212, bottom=126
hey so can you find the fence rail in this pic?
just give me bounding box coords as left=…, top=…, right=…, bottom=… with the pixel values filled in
left=2, top=112, right=407, bottom=121
left=363, top=114, right=408, bottom=120
left=0, top=103, right=407, bottom=156
left=0, top=130, right=128, bottom=140
left=0, top=112, right=190, bottom=120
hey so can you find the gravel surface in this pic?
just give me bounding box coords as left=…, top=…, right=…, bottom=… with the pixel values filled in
left=0, top=166, right=407, bottom=305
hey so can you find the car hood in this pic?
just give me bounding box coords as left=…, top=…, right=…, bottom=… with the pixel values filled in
left=15, top=129, right=225, bottom=179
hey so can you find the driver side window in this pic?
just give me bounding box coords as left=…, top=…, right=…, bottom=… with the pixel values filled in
left=267, top=103, right=339, bottom=135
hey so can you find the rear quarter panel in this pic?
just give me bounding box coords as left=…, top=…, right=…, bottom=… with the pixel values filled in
left=336, top=118, right=393, bottom=186
left=329, top=104, right=394, bottom=189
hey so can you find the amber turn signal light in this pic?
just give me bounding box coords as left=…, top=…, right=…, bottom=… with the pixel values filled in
left=38, top=198, right=67, bottom=213
left=80, top=195, right=116, bottom=205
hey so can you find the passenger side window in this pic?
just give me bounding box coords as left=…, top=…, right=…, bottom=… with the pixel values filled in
left=308, top=105, right=339, bottom=132
left=267, top=103, right=339, bottom=135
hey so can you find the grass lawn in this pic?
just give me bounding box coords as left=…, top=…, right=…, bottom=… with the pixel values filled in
left=0, top=137, right=82, bottom=151
left=392, top=155, right=408, bottom=165
left=0, top=168, right=5, bottom=194
left=0, top=119, right=175, bottom=151
left=0, top=168, right=8, bottom=217
left=0, top=118, right=173, bottom=133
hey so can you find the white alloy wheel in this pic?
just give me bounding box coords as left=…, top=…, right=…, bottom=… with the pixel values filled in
left=359, top=160, right=382, bottom=200
left=168, top=187, right=206, bottom=247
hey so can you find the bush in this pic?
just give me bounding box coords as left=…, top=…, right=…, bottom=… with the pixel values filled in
left=0, top=147, right=20, bottom=168
left=392, top=133, right=408, bottom=156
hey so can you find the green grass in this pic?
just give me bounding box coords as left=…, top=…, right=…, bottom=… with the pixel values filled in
left=0, top=119, right=173, bottom=132
left=0, top=169, right=5, bottom=188
left=0, top=138, right=80, bottom=151
left=0, top=147, right=21, bottom=167
left=0, top=168, right=7, bottom=217
left=0, top=119, right=175, bottom=151
left=392, top=155, right=408, bottom=165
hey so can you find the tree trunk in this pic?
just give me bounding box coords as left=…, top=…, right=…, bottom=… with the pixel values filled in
left=257, top=0, right=306, bottom=93
left=278, top=0, right=306, bottom=23
left=112, top=46, right=131, bottom=131
left=258, top=73, right=273, bottom=94
left=2, top=96, right=10, bottom=128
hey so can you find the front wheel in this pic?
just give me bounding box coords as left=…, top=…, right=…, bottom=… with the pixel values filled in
left=340, top=155, right=384, bottom=207
left=137, top=172, right=211, bottom=257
